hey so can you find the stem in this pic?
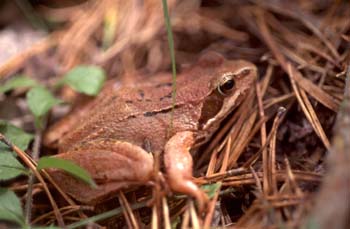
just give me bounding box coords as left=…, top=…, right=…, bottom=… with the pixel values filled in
left=24, top=126, right=43, bottom=224
left=161, top=0, right=177, bottom=137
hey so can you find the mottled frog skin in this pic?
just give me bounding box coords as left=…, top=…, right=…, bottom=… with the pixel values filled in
left=44, top=52, right=256, bottom=211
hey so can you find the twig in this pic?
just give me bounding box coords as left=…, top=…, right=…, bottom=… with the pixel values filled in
left=242, top=107, right=286, bottom=169
left=118, top=191, right=139, bottom=229
left=0, top=34, right=59, bottom=79
left=256, top=79, right=268, bottom=194
left=24, top=126, right=43, bottom=224
left=162, top=197, right=171, bottom=229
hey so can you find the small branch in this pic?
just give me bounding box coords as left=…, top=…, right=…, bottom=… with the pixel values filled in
left=24, top=126, right=43, bottom=224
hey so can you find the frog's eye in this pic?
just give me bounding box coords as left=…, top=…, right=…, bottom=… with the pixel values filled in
left=218, top=78, right=235, bottom=96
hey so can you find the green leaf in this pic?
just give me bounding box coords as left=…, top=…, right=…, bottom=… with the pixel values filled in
left=26, top=86, right=62, bottom=118
left=0, top=188, right=25, bottom=226
left=201, top=182, right=222, bottom=199
left=62, top=65, right=106, bottom=96
left=37, top=156, right=96, bottom=187
left=0, top=75, right=38, bottom=94
left=0, top=120, right=33, bottom=153
left=0, top=153, right=28, bottom=180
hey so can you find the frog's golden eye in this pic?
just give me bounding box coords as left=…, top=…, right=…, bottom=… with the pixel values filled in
left=218, top=78, right=235, bottom=96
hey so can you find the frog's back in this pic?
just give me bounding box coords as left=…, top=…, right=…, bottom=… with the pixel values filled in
left=55, top=53, right=254, bottom=152
left=58, top=71, right=209, bottom=152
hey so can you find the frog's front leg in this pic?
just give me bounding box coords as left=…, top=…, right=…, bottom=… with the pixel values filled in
left=48, top=139, right=154, bottom=204
left=164, top=131, right=208, bottom=212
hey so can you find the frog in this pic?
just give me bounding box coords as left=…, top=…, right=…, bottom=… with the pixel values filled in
left=43, top=51, right=257, bottom=211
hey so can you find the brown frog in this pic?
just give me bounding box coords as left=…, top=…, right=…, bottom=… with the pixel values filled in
left=44, top=52, right=256, bottom=211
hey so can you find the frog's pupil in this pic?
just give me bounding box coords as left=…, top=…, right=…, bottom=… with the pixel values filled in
left=221, top=79, right=235, bottom=92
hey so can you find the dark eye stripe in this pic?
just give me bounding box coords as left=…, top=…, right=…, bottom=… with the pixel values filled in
left=198, top=91, right=224, bottom=129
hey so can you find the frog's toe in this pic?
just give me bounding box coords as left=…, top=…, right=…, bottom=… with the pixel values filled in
left=171, top=179, right=208, bottom=212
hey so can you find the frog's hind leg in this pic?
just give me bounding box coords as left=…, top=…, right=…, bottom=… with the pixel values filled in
left=164, top=131, right=209, bottom=212
left=48, top=140, right=154, bottom=205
